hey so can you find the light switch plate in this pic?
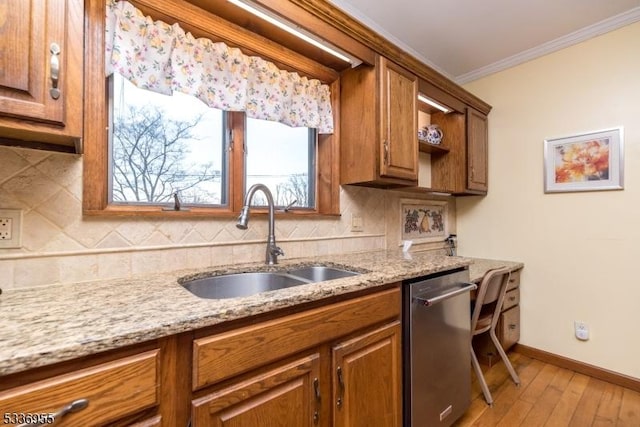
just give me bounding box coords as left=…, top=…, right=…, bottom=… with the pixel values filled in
left=0, top=209, right=23, bottom=249
left=351, top=213, right=364, bottom=232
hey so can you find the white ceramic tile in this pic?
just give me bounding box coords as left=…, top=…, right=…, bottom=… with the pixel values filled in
left=0, top=260, right=15, bottom=290
left=131, top=250, right=163, bottom=275
left=116, top=220, right=156, bottom=245
left=22, top=211, right=62, bottom=251
left=13, top=147, right=52, bottom=165
left=0, top=148, right=30, bottom=183
left=1, top=167, right=63, bottom=207
left=157, top=221, right=194, bottom=243
left=97, top=252, right=132, bottom=280
left=41, top=233, right=86, bottom=253
left=184, top=247, right=211, bottom=269
left=210, top=245, right=234, bottom=266
left=14, top=257, right=60, bottom=288
left=140, top=231, right=173, bottom=247
left=35, top=153, right=82, bottom=189
left=96, top=232, right=132, bottom=249
left=59, top=255, right=99, bottom=284
left=36, top=189, right=81, bottom=230
left=64, top=219, right=115, bottom=249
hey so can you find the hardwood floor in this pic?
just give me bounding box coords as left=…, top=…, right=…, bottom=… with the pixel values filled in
left=454, top=353, right=640, bottom=427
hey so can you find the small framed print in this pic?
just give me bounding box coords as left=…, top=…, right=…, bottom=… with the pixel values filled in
left=400, top=199, right=448, bottom=244
left=544, top=127, right=624, bottom=193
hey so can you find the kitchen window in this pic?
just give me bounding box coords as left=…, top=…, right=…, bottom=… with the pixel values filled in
left=84, top=0, right=341, bottom=216
left=109, top=72, right=317, bottom=209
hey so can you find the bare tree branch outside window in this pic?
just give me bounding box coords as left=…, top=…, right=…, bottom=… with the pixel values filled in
left=111, top=105, right=221, bottom=204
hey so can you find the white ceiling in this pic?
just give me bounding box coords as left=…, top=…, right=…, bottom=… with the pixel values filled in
left=329, top=0, right=640, bottom=84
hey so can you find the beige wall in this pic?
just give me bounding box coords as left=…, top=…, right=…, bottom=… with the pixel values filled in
left=458, top=22, right=640, bottom=378
left=0, top=146, right=453, bottom=289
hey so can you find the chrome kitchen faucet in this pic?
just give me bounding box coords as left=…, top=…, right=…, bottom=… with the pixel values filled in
left=236, top=184, right=284, bottom=265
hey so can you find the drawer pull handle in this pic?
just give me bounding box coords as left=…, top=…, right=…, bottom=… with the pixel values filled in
left=313, top=377, right=321, bottom=402
left=49, top=43, right=61, bottom=100
left=336, top=366, right=345, bottom=408
left=383, top=141, right=389, bottom=165
left=509, top=296, right=516, bottom=301
left=509, top=323, right=517, bottom=330
left=18, top=398, right=89, bottom=426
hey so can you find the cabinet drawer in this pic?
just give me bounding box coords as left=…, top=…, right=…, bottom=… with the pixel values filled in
left=0, top=350, right=159, bottom=426
left=193, top=287, right=400, bottom=390
left=507, top=269, right=521, bottom=291
left=498, top=306, right=520, bottom=350
left=502, top=287, right=520, bottom=311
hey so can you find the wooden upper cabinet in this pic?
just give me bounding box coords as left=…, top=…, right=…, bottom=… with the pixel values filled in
left=379, top=58, right=418, bottom=181
left=0, top=0, right=83, bottom=152
left=466, top=107, right=488, bottom=193
left=430, top=107, right=489, bottom=195
left=340, top=55, right=418, bottom=187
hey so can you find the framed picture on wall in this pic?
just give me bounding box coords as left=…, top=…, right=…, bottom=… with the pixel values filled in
left=400, top=199, right=448, bottom=244
left=544, top=127, right=624, bottom=193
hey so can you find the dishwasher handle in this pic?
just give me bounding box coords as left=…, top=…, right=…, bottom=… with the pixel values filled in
left=413, top=282, right=477, bottom=307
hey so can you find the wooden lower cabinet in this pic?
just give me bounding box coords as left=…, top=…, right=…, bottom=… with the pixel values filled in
left=332, top=321, right=402, bottom=427
left=192, top=353, right=321, bottom=426
left=190, top=286, right=401, bottom=427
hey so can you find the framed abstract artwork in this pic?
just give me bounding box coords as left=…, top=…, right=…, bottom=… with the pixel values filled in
left=544, top=127, right=624, bottom=193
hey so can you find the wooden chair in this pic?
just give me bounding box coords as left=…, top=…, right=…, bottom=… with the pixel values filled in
left=471, top=267, right=521, bottom=405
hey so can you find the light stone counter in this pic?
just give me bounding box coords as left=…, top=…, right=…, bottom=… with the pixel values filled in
left=0, top=249, right=522, bottom=377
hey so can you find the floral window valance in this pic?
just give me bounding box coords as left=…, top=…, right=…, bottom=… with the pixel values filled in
left=105, top=0, right=334, bottom=133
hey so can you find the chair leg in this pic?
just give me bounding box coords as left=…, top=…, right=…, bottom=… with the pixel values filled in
left=470, top=347, right=493, bottom=406
left=489, top=330, right=520, bottom=386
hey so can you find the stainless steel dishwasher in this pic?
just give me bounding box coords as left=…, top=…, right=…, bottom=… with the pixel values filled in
left=403, top=267, right=477, bottom=427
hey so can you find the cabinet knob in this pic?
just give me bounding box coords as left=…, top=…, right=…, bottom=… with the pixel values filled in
left=509, top=323, right=517, bottom=330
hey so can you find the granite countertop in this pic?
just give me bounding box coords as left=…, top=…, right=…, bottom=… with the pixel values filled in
left=0, top=249, right=523, bottom=377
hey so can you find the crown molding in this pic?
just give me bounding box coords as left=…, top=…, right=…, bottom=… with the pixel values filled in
left=456, top=6, right=640, bottom=84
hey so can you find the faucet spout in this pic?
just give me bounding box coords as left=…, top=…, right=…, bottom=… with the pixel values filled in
left=236, top=184, right=283, bottom=265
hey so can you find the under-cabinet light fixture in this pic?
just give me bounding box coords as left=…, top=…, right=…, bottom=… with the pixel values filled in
left=418, top=94, right=451, bottom=114
left=228, top=0, right=362, bottom=67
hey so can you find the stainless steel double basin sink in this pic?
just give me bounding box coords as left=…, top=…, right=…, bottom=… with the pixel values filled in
left=181, top=265, right=362, bottom=299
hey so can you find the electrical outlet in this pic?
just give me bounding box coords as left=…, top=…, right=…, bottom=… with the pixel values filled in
left=0, top=218, right=12, bottom=240
left=0, top=209, right=23, bottom=249
left=574, top=320, right=589, bottom=341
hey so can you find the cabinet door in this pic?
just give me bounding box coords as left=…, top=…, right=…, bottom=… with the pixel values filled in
left=332, top=321, right=402, bottom=427
left=192, top=353, right=321, bottom=427
left=466, top=107, right=488, bottom=192
left=0, top=0, right=83, bottom=147
left=0, top=0, right=66, bottom=124
left=379, top=58, right=418, bottom=181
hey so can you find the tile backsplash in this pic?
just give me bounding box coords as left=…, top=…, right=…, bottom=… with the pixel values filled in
left=0, top=146, right=454, bottom=289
